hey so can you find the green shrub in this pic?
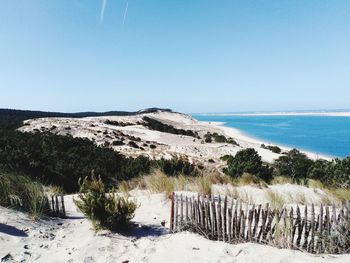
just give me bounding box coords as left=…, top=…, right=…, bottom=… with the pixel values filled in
left=156, top=157, right=197, bottom=176
left=261, top=144, right=282, bottom=154
left=223, top=148, right=273, bottom=182
left=274, top=149, right=313, bottom=183
left=74, top=175, right=136, bottom=231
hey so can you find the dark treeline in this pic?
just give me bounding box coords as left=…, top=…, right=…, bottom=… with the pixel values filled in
left=223, top=148, right=350, bottom=188
left=0, top=108, right=172, bottom=129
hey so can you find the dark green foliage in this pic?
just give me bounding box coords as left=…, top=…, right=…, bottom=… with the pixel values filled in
left=112, top=140, right=124, bottom=146
left=204, top=137, right=212, bottom=143
left=142, top=116, right=199, bottom=138
left=0, top=109, right=142, bottom=130
left=274, top=149, right=314, bottom=183
left=204, top=132, right=238, bottom=146
left=128, top=141, right=139, bottom=148
left=149, top=144, right=157, bottom=149
left=220, top=155, right=231, bottom=161
left=261, top=144, right=282, bottom=154
left=328, top=158, right=350, bottom=188
left=308, top=158, right=350, bottom=188
left=74, top=175, right=136, bottom=231
left=105, top=120, right=133, bottom=127
left=0, top=130, right=150, bottom=192
left=223, top=148, right=273, bottom=182
left=156, top=158, right=198, bottom=176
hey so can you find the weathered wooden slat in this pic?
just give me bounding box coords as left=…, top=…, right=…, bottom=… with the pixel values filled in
left=236, top=201, right=242, bottom=241
left=252, top=204, right=261, bottom=241
left=232, top=200, right=238, bottom=240
left=317, top=204, right=324, bottom=253
left=240, top=210, right=245, bottom=240
left=227, top=207, right=232, bottom=243
left=60, top=194, right=66, bottom=217
left=332, top=204, right=337, bottom=227
left=180, top=194, right=184, bottom=227
left=55, top=195, right=60, bottom=215
left=201, top=197, right=205, bottom=230
left=223, top=196, right=227, bottom=242
left=258, top=203, right=269, bottom=242
left=325, top=205, right=330, bottom=235
left=204, top=197, right=209, bottom=231
left=247, top=204, right=254, bottom=241
left=212, top=198, right=217, bottom=239
left=185, top=196, right=188, bottom=222
left=302, top=205, right=309, bottom=250
left=289, top=207, right=294, bottom=248
left=189, top=197, right=193, bottom=224
left=295, top=206, right=302, bottom=248
left=216, top=203, right=221, bottom=241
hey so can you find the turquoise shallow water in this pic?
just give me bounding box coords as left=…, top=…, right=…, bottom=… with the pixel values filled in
left=192, top=115, right=350, bottom=158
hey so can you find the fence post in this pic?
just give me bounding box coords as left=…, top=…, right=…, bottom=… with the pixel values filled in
left=170, top=192, right=175, bottom=232
left=60, top=194, right=66, bottom=217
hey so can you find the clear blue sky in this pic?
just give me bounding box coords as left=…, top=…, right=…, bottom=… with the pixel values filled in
left=1, top=0, right=350, bottom=113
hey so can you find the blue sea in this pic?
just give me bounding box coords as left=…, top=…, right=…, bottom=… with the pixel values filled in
left=192, top=114, right=350, bottom=159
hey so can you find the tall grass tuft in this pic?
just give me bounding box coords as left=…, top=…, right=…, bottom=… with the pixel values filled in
left=307, top=179, right=325, bottom=189
left=194, top=176, right=212, bottom=195
left=235, top=173, right=267, bottom=188
left=143, top=169, right=175, bottom=198
left=327, top=188, right=350, bottom=203
left=0, top=171, right=49, bottom=219
left=271, top=176, right=292, bottom=185
left=118, top=181, right=131, bottom=197
left=293, top=193, right=307, bottom=205
left=265, top=190, right=285, bottom=209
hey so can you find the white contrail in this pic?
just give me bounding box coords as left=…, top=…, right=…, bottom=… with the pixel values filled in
left=122, top=1, right=129, bottom=25
left=100, top=0, right=107, bottom=24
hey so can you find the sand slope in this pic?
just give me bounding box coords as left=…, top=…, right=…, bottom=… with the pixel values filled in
left=1, top=190, right=349, bottom=263
left=18, top=111, right=329, bottom=164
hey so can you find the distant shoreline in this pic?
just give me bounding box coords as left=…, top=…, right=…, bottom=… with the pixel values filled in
left=195, top=111, right=350, bottom=117
left=202, top=120, right=333, bottom=161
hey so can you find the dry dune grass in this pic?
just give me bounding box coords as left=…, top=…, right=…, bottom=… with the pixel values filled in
left=265, top=190, right=285, bottom=209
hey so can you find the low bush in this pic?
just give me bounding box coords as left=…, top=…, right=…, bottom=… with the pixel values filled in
left=204, top=132, right=238, bottom=145
left=261, top=144, right=282, bottom=154
left=274, top=149, right=313, bottom=183
left=156, top=157, right=198, bottom=176
left=74, top=175, right=136, bottom=232
left=223, top=148, right=273, bottom=183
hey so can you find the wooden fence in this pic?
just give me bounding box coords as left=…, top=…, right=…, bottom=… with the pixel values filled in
left=49, top=194, right=66, bottom=218
left=170, top=192, right=350, bottom=254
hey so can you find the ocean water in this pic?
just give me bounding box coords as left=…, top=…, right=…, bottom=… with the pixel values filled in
left=192, top=114, right=350, bottom=158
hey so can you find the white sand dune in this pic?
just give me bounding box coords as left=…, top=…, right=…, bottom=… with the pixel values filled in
left=18, top=110, right=331, bottom=164
left=1, top=190, right=349, bottom=263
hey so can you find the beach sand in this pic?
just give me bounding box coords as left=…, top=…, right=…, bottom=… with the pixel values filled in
left=1, top=189, right=349, bottom=263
